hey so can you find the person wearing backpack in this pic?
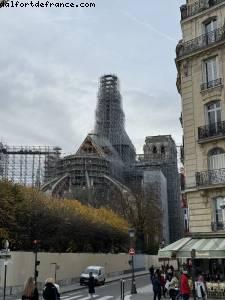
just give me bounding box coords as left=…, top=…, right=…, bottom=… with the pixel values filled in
left=195, top=275, right=207, bottom=300
left=22, top=277, right=39, bottom=300
left=43, top=278, right=59, bottom=300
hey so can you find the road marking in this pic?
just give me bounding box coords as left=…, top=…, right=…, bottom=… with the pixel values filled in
left=61, top=293, right=81, bottom=299
left=62, top=294, right=84, bottom=300
left=97, top=297, right=114, bottom=300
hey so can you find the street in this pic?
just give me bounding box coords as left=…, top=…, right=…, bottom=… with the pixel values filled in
left=7, top=274, right=150, bottom=300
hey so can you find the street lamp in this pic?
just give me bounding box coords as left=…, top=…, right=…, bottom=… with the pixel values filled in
left=33, top=240, right=40, bottom=286
left=191, top=248, right=196, bottom=300
left=2, top=239, right=9, bottom=300
left=128, top=229, right=137, bottom=294
left=159, top=239, right=165, bottom=249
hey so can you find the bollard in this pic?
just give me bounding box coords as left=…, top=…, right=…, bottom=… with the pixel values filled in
left=120, top=279, right=125, bottom=300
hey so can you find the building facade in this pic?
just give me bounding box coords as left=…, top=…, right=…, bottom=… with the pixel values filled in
left=177, top=0, right=225, bottom=235
left=143, top=169, right=170, bottom=244
left=142, top=136, right=184, bottom=242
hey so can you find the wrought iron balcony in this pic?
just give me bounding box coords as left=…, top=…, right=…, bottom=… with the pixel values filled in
left=201, top=78, right=223, bottom=91
left=211, top=221, right=225, bottom=231
left=198, top=120, right=225, bottom=141
left=177, top=26, right=225, bottom=58
left=196, top=168, right=225, bottom=187
left=181, top=0, right=225, bottom=20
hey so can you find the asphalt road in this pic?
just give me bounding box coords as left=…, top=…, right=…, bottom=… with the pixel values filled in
left=7, top=274, right=150, bottom=300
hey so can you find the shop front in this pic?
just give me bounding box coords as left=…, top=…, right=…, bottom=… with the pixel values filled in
left=158, top=237, right=225, bottom=298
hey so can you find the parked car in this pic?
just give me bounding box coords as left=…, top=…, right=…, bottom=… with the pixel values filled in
left=80, top=266, right=106, bottom=286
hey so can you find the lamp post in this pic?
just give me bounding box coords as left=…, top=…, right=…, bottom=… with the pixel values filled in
left=33, top=240, right=40, bottom=286
left=191, top=248, right=196, bottom=300
left=2, top=239, right=9, bottom=300
left=128, top=228, right=137, bottom=294
left=159, top=239, right=165, bottom=249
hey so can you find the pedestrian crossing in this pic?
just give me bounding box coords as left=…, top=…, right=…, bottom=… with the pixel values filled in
left=16, top=291, right=114, bottom=300
left=60, top=290, right=114, bottom=300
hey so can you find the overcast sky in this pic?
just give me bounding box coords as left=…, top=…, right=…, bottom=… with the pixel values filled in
left=0, top=0, right=184, bottom=154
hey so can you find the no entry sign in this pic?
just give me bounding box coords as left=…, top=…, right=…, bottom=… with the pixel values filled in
left=129, top=248, right=135, bottom=256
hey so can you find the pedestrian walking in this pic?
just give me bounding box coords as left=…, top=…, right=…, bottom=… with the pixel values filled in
left=22, top=277, right=39, bottom=300
left=43, top=278, right=59, bottom=300
left=152, top=273, right=161, bottom=300
left=160, top=271, right=166, bottom=297
left=149, top=265, right=155, bottom=281
left=195, top=275, right=207, bottom=300
left=168, top=273, right=179, bottom=300
left=180, top=270, right=190, bottom=300
left=88, top=272, right=95, bottom=299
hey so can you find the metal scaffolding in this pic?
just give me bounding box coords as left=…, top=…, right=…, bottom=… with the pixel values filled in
left=94, top=74, right=136, bottom=164
left=0, top=143, right=61, bottom=187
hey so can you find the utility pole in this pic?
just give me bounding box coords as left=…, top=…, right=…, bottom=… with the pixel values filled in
left=128, top=229, right=137, bottom=294
left=1, top=240, right=10, bottom=300
left=191, top=248, right=196, bottom=300
left=33, top=240, right=40, bottom=286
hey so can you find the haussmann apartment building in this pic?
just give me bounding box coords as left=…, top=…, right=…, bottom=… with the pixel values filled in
left=159, top=0, right=225, bottom=280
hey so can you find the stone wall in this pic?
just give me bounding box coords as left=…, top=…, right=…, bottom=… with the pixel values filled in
left=0, top=252, right=160, bottom=295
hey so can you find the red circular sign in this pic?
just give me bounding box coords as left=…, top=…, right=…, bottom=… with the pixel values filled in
left=129, top=248, right=135, bottom=255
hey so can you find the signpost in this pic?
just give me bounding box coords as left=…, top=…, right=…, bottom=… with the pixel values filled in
left=128, top=247, right=137, bottom=294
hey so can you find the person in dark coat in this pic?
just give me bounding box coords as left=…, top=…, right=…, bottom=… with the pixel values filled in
left=88, top=272, right=95, bottom=299
left=149, top=265, right=154, bottom=281
left=152, top=273, right=161, bottom=300
left=43, top=278, right=59, bottom=300
left=22, top=277, right=39, bottom=300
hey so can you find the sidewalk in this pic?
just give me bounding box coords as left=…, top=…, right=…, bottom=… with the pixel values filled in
left=125, top=284, right=153, bottom=300
left=125, top=285, right=217, bottom=300
left=60, top=270, right=149, bottom=294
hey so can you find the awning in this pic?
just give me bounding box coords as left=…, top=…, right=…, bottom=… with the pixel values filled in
left=158, top=237, right=225, bottom=259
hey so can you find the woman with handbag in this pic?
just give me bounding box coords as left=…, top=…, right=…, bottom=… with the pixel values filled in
left=195, top=275, right=207, bottom=300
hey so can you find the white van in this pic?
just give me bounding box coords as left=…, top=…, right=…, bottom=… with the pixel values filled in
left=80, top=266, right=106, bottom=286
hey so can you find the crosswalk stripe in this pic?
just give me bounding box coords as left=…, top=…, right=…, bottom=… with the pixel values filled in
left=61, top=293, right=81, bottom=299
left=62, top=294, right=83, bottom=300
left=76, top=296, right=113, bottom=300
left=97, top=297, right=114, bottom=300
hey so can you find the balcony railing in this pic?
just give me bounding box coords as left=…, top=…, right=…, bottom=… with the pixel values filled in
left=198, top=120, right=225, bottom=141
left=181, top=0, right=225, bottom=20
left=211, top=221, right=225, bottom=231
left=196, top=168, right=225, bottom=187
left=201, top=78, right=223, bottom=91
left=176, top=26, right=225, bottom=58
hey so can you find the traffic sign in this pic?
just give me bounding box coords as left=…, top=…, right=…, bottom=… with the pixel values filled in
left=0, top=250, right=11, bottom=260
left=129, top=248, right=135, bottom=256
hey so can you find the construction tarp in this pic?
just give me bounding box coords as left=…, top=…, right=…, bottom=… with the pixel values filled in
left=158, top=237, right=225, bottom=259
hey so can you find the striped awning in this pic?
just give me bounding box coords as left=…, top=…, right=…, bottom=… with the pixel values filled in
left=158, top=237, right=225, bottom=259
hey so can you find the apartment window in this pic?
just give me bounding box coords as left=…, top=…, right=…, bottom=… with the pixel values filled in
left=203, top=57, right=219, bottom=88
left=213, top=197, right=225, bottom=230
left=208, top=147, right=225, bottom=170
left=204, top=18, right=217, bottom=44
left=206, top=100, right=221, bottom=126
left=205, top=19, right=217, bottom=34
